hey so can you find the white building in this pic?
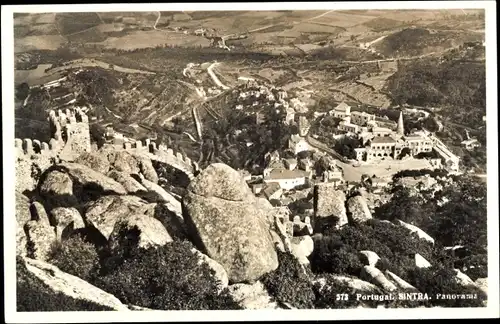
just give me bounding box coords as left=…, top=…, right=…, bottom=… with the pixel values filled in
left=461, top=138, right=481, bottom=150
left=263, top=168, right=312, bottom=190
left=288, top=134, right=309, bottom=155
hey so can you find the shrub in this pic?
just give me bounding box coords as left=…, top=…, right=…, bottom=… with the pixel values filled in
left=313, top=273, right=367, bottom=309
left=310, top=235, right=363, bottom=276
left=93, top=240, right=241, bottom=310
left=47, top=234, right=101, bottom=282
left=406, top=266, right=487, bottom=307
left=16, top=257, right=112, bottom=311
left=261, top=251, right=316, bottom=309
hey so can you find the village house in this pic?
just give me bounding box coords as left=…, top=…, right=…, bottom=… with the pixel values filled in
left=288, top=134, right=309, bottom=155
left=261, top=182, right=283, bottom=201
left=263, top=168, right=312, bottom=191
left=284, top=158, right=298, bottom=170
left=461, top=138, right=481, bottom=150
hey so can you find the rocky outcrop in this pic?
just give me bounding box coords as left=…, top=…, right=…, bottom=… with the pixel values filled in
left=24, top=220, right=57, bottom=262
left=358, top=250, right=380, bottom=267
left=191, top=248, right=229, bottom=291
left=74, top=152, right=111, bottom=175
left=30, top=201, right=50, bottom=224
left=83, top=195, right=147, bottom=240
left=140, top=178, right=180, bottom=204
left=385, top=270, right=418, bottom=291
left=108, top=214, right=173, bottom=253
left=49, top=207, right=85, bottom=241
left=137, top=203, right=187, bottom=240
left=16, top=192, right=32, bottom=256
left=415, top=253, right=432, bottom=268
left=107, top=170, right=147, bottom=194
left=59, top=163, right=127, bottom=196
left=187, top=163, right=253, bottom=201
left=138, top=157, right=159, bottom=184
left=290, top=236, right=314, bottom=265
left=360, top=266, right=397, bottom=292
left=313, top=183, right=348, bottom=227
left=19, top=257, right=129, bottom=311
left=347, top=195, right=372, bottom=224
left=105, top=150, right=141, bottom=175
left=453, top=269, right=476, bottom=287
left=39, top=171, right=76, bottom=208
left=475, top=278, right=487, bottom=295
left=227, top=281, right=279, bottom=309
left=396, top=219, right=435, bottom=245
left=183, top=163, right=278, bottom=283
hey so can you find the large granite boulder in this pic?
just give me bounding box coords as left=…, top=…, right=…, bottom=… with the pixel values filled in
left=358, top=250, right=380, bottom=267
left=49, top=207, right=85, bottom=241
left=313, top=183, right=348, bottom=227
left=360, top=266, right=397, bottom=292
left=108, top=214, right=173, bottom=253
left=30, top=201, right=50, bottom=224
left=83, top=195, right=147, bottom=240
left=105, top=151, right=141, bottom=175
left=38, top=170, right=78, bottom=208
left=187, top=163, right=253, bottom=201
left=140, top=178, right=180, bottom=204
left=396, top=219, right=435, bottom=245
left=18, top=257, right=129, bottom=311
left=24, top=220, right=57, bottom=262
left=415, top=253, right=432, bottom=268
left=137, top=203, right=187, bottom=240
left=16, top=192, right=32, bottom=256
left=183, top=163, right=278, bottom=283
left=58, top=163, right=127, bottom=196
left=385, top=270, right=418, bottom=291
left=347, top=195, right=372, bottom=224
left=137, top=157, right=158, bottom=184
left=107, top=170, right=147, bottom=194
left=227, top=281, right=279, bottom=309
left=74, top=152, right=111, bottom=175
left=475, top=278, right=487, bottom=295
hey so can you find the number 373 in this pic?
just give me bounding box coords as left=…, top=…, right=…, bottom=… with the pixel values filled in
left=336, top=293, right=349, bottom=301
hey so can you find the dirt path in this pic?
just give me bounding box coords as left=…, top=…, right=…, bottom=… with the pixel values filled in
left=207, top=62, right=230, bottom=90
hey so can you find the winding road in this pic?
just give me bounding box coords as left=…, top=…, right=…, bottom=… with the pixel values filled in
left=207, top=62, right=230, bottom=90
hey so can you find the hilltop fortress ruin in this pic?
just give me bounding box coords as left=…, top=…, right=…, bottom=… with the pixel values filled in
left=15, top=107, right=197, bottom=193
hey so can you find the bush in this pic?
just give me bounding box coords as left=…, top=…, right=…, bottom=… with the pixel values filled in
left=261, top=251, right=316, bottom=309
left=16, top=257, right=112, bottom=312
left=48, top=234, right=101, bottom=282
left=310, top=235, right=364, bottom=276
left=312, top=273, right=367, bottom=309
left=93, top=240, right=241, bottom=310
left=406, top=266, right=487, bottom=307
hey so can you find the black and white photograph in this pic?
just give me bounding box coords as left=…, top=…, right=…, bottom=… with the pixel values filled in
left=2, top=1, right=498, bottom=322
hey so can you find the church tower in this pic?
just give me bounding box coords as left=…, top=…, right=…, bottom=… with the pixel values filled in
left=397, top=111, right=405, bottom=136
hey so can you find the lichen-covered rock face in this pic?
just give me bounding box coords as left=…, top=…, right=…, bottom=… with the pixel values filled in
left=183, top=163, right=279, bottom=284
left=38, top=170, right=78, bottom=208
left=49, top=207, right=85, bottom=241
left=25, top=220, right=57, bottom=262
left=347, top=195, right=372, bottom=224
left=140, top=178, right=179, bottom=204
left=187, top=163, right=253, bottom=201
left=59, top=163, right=127, bottom=196
left=83, top=195, right=147, bottom=240
left=137, top=203, right=187, bottom=241
left=108, top=214, right=173, bottom=253
left=74, top=152, right=111, bottom=175
left=16, top=192, right=32, bottom=256
left=314, top=183, right=348, bottom=227
left=138, top=157, right=159, bottom=184
left=107, top=170, right=147, bottom=194
left=18, top=257, right=129, bottom=311
left=105, top=151, right=141, bottom=175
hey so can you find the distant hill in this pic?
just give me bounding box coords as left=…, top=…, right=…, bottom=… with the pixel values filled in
left=373, top=28, right=483, bottom=57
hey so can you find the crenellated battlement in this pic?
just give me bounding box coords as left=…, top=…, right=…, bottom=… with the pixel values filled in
left=120, top=138, right=196, bottom=177
left=48, top=107, right=89, bottom=129
left=15, top=138, right=62, bottom=159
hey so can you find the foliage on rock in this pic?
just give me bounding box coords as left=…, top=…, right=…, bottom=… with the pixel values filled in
left=261, top=250, right=316, bottom=309
left=93, top=240, right=242, bottom=310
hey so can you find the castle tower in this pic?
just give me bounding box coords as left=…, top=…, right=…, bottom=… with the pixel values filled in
left=397, top=111, right=404, bottom=136
left=49, top=108, right=91, bottom=159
